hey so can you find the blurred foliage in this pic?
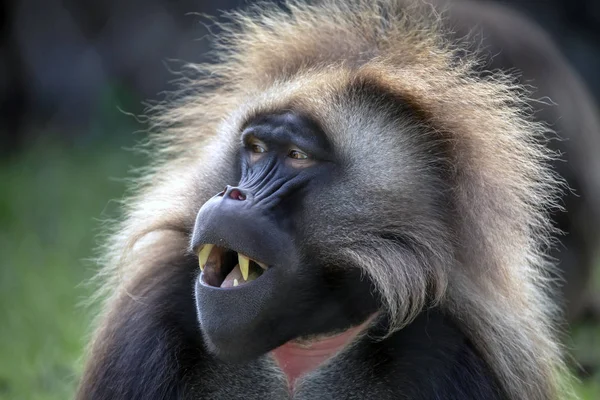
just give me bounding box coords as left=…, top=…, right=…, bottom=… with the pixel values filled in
left=0, top=99, right=598, bottom=400
left=0, top=83, right=145, bottom=399
left=0, top=135, right=144, bottom=399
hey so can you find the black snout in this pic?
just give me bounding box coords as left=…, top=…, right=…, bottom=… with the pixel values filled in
left=191, top=188, right=302, bottom=362
left=191, top=190, right=295, bottom=268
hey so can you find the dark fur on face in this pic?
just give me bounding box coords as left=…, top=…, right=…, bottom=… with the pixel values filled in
left=76, top=1, right=590, bottom=399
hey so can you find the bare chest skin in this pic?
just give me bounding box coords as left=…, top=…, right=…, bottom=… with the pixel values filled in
left=187, top=310, right=503, bottom=400
left=189, top=324, right=376, bottom=400
left=272, top=317, right=375, bottom=392
left=189, top=344, right=378, bottom=400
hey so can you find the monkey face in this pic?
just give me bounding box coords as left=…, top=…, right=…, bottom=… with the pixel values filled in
left=187, top=72, right=453, bottom=364
left=191, top=111, right=380, bottom=363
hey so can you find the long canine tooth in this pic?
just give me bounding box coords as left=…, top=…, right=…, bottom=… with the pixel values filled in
left=233, top=279, right=239, bottom=287
left=238, top=254, right=250, bottom=281
left=198, top=244, right=214, bottom=271
left=256, top=261, right=268, bottom=270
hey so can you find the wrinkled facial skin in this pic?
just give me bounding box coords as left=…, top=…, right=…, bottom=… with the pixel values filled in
left=191, top=112, right=379, bottom=363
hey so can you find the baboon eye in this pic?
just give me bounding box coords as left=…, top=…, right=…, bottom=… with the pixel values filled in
left=251, top=143, right=267, bottom=153
left=288, top=149, right=308, bottom=160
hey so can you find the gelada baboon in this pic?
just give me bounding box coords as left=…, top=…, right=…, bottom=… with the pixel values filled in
left=77, top=0, right=600, bottom=399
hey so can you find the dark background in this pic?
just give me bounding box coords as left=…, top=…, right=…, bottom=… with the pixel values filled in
left=1, top=0, right=599, bottom=151
left=0, top=1, right=598, bottom=399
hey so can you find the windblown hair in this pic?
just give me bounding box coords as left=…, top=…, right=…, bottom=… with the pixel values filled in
left=90, top=1, right=572, bottom=400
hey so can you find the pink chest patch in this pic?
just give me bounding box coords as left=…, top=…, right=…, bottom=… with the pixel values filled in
left=271, top=320, right=372, bottom=390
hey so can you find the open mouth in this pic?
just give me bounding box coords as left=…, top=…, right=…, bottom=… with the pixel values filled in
left=197, top=244, right=269, bottom=288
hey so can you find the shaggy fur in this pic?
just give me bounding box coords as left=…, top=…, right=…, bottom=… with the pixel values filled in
left=79, top=1, right=575, bottom=399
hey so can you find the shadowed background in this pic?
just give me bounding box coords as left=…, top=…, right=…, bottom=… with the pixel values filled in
left=0, top=0, right=598, bottom=399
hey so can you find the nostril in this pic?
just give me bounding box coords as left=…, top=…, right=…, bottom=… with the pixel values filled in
left=229, top=188, right=246, bottom=201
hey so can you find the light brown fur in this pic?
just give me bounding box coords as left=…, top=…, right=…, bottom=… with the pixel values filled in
left=84, top=1, right=574, bottom=399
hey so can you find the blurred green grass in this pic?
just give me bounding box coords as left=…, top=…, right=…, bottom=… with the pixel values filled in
left=0, top=134, right=141, bottom=400
left=0, top=134, right=598, bottom=399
